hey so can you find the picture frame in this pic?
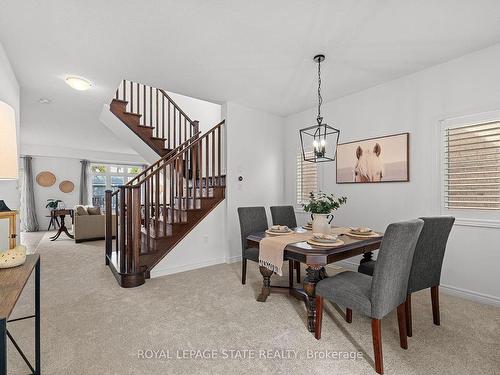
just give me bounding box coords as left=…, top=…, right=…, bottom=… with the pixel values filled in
left=336, top=132, right=409, bottom=183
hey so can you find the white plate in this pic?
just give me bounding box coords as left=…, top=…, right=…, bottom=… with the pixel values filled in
left=307, top=239, right=344, bottom=247
left=265, top=229, right=293, bottom=236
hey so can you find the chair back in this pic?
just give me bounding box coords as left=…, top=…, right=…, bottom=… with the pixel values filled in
left=270, top=206, right=297, bottom=228
left=408, top=216, right=455, bottom=293
left=370, top=219, right=424, bottom=319
left=237, top=207, right=268, bottom=251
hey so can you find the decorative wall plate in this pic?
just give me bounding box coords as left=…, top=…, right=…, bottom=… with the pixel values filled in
left=59, top=180, right=74, bottom=193
left=36, top=171, right=56, bottom=187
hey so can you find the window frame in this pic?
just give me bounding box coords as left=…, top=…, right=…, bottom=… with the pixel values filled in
left=440, top=110, right=500, bottom=228
left=296, top=149, right=319, bottom=208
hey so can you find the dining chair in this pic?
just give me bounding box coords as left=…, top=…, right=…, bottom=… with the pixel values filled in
left=358, top=216, right=455, bottom=337
left=315, top=219, right=424, bottom=374
left=270, top=205, right=301, bottom=283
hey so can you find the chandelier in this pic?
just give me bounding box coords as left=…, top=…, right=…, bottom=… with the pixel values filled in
left=299, top=54, right=340, bottom=163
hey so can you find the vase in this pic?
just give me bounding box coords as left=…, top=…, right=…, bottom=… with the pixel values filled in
left=311, top=213, right=333, bottom=235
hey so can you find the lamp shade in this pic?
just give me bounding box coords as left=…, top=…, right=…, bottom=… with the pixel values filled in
left=0, top=100, right=18, bottom=179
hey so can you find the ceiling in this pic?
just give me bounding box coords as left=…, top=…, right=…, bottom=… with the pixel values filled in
left=1, top=0, right=500, bottom=153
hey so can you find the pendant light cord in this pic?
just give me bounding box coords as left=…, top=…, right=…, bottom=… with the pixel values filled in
left=317, top=58, right=322, bottom=124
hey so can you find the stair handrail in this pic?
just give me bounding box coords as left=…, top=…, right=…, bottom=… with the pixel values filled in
left=125, top=129, right=201, bottom=188
left=129, top=120, right=225, bottom=187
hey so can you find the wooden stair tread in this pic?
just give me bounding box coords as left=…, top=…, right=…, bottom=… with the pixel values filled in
left=123, top=111, right=142, bottom=118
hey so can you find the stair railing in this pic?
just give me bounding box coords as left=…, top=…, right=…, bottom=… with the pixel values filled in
left=105, top=120, right=225, bottom=276
left=115, top=79, right=198, bottom=149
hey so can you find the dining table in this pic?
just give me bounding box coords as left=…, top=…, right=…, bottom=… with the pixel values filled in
left=246, top=227, right=383, bottom=333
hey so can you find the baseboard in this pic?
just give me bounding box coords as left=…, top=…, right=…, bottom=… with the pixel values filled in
left=225, top=255, right=242, bottom=264
left=335, top=260, right=500, bottom=307
left=150, top=256, right=227, bottom=278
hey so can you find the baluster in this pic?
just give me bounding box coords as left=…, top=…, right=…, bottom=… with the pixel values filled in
left=193, top=141, right=198, bottom=205
left=156, top=88, right=159, bottom=137
left=163, top=165, right=167, bottom=234
left=115, top=193, right=119, bottom=257
left=149, top=86, right=153, bottom=130
left=145, top=179, right=150, bottom=252
left=168, top=101, right=171, bottom=149
left=119, top=187, right=126, bottom=272
left=143, top=84, right=146, bottom=127
left=126, top=187, right=133, bottom=273
left=131, top=187, right=141, bottom=273
left=178, top=111, right=182, bottom=146
left=205, top=136, right=209, bottom=197
left=162, top=94, right=165, bottom=140
left=155, top=171, right=160, bottom=235
left=217, top=126, right=222, bottom=186
left=105, top=190, right=112, bottom=265
left=173, top=108, right=177, bottom=149
left=184, top=118, right=187, bottom=144
left=212, top=130, right=215, bottom=189
left=122, top=79, right=126, bottom=101
left=130, top=80, right=133, bottom=113
left=136, top=83, right=140, bottom=115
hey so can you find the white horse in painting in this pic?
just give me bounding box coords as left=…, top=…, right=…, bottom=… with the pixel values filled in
left=354, top=143, right=384, bottom=182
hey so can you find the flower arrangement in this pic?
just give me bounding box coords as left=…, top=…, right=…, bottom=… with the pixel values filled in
left=302, top=192, right=347, bottom=214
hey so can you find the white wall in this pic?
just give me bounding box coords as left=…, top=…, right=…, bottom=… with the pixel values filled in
left=224, top=102, right=285, bottom=260
left=284, top=44, right=500, bottom=305
left=0, top=42, right=20, bottom=212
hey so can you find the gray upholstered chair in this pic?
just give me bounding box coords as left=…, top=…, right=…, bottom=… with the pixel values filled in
left=270, top=205, right=301, bottom=283
left=358, top=216, right=454, bottom=336
left=315, top=219, right=424, bottom=374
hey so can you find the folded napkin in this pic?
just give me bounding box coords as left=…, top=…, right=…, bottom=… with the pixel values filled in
left=259, top=231, right=312, bottom=275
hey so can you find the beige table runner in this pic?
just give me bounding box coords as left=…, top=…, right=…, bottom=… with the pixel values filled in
left=259, top=228, right=352, bottom=275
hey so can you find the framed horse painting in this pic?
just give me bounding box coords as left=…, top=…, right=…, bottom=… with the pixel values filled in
left=336, top=132, right=409, bottom=183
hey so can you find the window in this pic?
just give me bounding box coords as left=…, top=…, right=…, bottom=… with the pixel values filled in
left=296, top=150, right=318, bottom=205
left=90, top=164, right=143, bottom=209
left=442, top=115, right=500, bottom=213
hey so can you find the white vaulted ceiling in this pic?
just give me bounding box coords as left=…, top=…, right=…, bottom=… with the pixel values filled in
left=1, top=0, right=500, bottom=152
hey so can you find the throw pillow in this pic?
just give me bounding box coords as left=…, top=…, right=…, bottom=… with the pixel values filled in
left=86, top=206, right=102, bottom=215
left=75, top=205, right=88, bottom=216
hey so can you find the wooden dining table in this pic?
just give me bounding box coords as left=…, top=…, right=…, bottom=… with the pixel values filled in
left=246, top=228, right=383, bottom=333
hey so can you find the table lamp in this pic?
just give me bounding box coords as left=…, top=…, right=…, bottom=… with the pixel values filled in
left=0, top=100, right=17, bottom=212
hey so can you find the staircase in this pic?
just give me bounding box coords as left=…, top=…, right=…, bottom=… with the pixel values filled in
left=105, top=80, right=226, bottom=287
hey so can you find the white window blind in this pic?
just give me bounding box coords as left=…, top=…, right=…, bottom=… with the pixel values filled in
left=296, top=151, right=318, bottom=204
left=444, top=121, right=500, bottom=210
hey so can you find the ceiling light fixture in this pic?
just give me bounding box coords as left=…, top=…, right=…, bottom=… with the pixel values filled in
left=38, top=98, right=51, bottom=104
left=299, top=54, right=340, bottom=163
left=65, top=76, right=92, bottom=91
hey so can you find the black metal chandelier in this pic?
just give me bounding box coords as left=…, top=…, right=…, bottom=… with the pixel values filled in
left=299, top=54, right=340, bottom=163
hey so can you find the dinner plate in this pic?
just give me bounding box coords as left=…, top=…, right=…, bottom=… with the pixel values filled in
left=265, top=229, right=293, bottom=236
left=307, top=239, right=345, bottom=247
left=311, top=236, right=338, bottom=243
left=345, top=232, right=381, bottom=239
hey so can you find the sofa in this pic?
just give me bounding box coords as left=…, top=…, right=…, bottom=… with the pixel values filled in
left=74, top=205, right=116, bottom=243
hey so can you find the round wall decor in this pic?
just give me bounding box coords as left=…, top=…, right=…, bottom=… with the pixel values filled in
left=59, top=180, right=74, bottom=193
left=36, top=171, right=56, bottom=187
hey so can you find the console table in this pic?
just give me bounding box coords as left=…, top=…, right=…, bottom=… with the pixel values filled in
left=0, top=254, right=41, bottom=375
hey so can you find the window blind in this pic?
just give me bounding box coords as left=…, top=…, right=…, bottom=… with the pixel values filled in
left=296, top=151, right=318, bottom=204
left=445, top=121, right=500, bottom=210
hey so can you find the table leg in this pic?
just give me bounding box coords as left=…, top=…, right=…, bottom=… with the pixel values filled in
left=0, top=317, right=6, bottom=375
left=257, top=266, right=274, bottom=302
left=303, top=265, right=326, bottom=333
left=35, top=259, right=40, bottom=374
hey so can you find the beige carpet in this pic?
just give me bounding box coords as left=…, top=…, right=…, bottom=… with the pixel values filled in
left=7, top=232, right=500, bottom=374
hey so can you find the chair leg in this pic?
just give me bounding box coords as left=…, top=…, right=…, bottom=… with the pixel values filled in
left=405, top=294, right=412, bottom=337
left=295, top=261, right=301, bottom=283
left=241, top=258, right=247, bottom=285
left=346, top=308, right=352, bottom=323
left=371, top=319, right=383, bottom=374
left=397, top=303, right=408, bottom=349
left=431, top=285, right=440, bottom=326
left=315, top=296, right=323, bottom=340
left=288, top=260, right=294, bottom=288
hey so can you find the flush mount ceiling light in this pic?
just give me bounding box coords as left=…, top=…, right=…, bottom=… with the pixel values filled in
left=299, top=54, right=340, bottom=163
left=38, top=98, right=51, bottom=104
left=65, top=76, right=92, bottom=91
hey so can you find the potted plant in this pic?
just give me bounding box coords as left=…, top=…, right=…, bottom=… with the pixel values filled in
left=46, top=199, right=63, bottom=210
left=302, top=192, right=347, bottom=234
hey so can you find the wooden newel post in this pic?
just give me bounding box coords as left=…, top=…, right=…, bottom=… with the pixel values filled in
left=105, top=190, right=112, bottom=265
left=192, top=120, right=200, bottom=139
